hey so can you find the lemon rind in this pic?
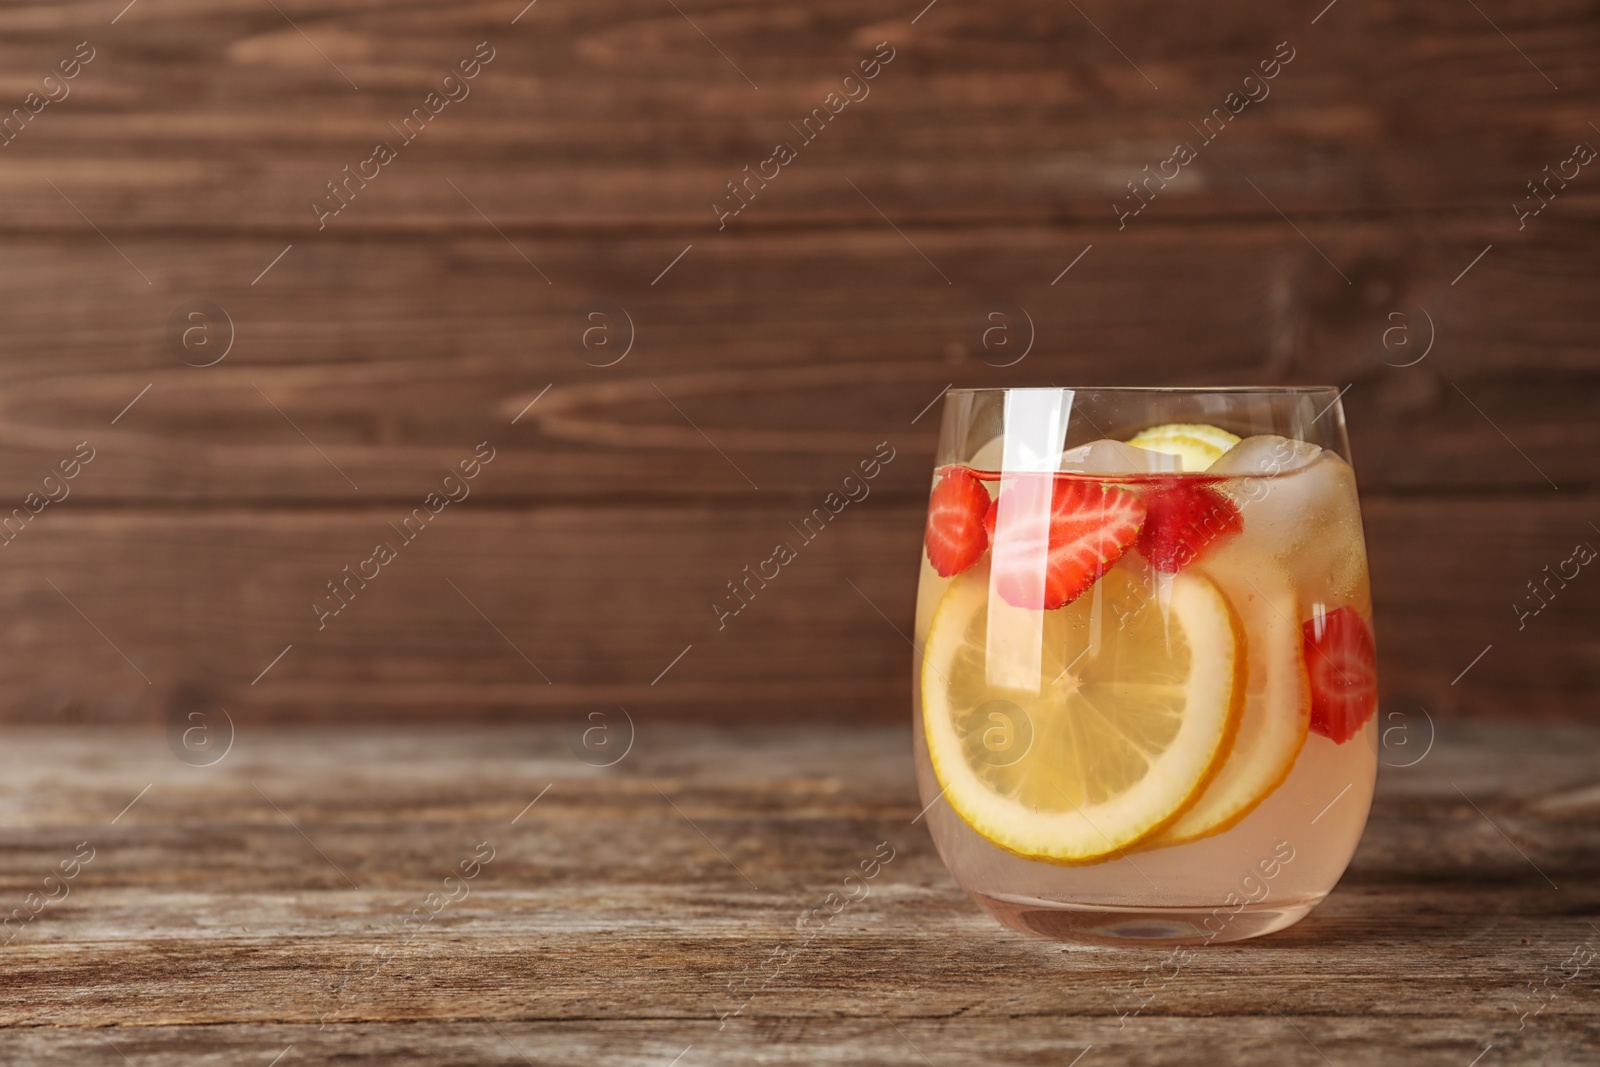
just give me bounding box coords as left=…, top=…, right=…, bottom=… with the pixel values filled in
left=1148, top=576, right=1311, bottom=847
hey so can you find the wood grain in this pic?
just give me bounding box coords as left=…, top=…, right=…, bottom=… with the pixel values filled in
left=0, top=494, right=1591, bottom=725
left=0, top=2, right=1594, bottom=1057
left=0, top=225, right=1595, bottom=503
left=0, top=722, right=1594, bottom=1063
left=0, top=0, right=1596, bottom=229
left=0, top=0, right=1595, bottom=723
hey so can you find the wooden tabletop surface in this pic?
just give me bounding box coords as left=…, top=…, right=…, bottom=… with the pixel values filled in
left=1, top=720, right=1596, bottom=1065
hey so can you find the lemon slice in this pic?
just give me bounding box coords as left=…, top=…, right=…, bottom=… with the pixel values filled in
left=921, top=565, right=1244, bottom=864
left=1149, top=573, right=1310, bottom=846
left=1126, top=423, right=1241, bottom=471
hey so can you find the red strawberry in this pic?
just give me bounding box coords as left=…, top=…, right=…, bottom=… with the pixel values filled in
left=1136, top=480, right=1243, bottom=573
left=985, top=477, right=1146, bottom=610
left=1302, top=606, right=1378, bottom=744
left=924, top=466, right=992, bottom=577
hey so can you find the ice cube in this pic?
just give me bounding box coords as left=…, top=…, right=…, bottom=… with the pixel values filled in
left=1208, top=434, right=1323, bottom=478
left=1058, top=439, right=1182, bottom=475
left=1203, top=443, right=1371, bottom=620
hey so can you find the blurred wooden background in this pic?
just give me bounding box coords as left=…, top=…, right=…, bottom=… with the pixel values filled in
left=0, top=0, right=1595, bottom=724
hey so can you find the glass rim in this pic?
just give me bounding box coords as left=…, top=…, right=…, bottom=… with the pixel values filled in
left=944, top=385, right=1344, bottom=396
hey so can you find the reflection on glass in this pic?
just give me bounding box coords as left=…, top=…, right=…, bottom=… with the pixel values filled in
left=914, top=388, right=1377, bottom=945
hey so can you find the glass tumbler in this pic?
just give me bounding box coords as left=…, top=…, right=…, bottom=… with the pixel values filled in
left=913, top=387, right=1377, bottom=944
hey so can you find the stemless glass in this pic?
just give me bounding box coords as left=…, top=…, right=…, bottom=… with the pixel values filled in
left=913, top=387, right=1377, bottom=945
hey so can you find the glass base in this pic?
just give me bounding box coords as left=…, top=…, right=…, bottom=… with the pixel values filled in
left=973, top=892, right=1322, bottom=945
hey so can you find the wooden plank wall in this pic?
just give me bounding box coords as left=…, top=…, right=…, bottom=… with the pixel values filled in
left=0, top=0, right=1595, bottom=724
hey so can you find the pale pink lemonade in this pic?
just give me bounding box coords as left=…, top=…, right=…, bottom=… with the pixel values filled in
left=913, top=434, right=1378, bottom=943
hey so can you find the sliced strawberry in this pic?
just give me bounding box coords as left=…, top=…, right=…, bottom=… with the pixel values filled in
left=1302, top=606, right=1378, bottom=744
left=985, top=477, right=1146, bottom=610
left=924, top=466, right=993, bottom=577
left=1136, top=480, right=1243, bottom=573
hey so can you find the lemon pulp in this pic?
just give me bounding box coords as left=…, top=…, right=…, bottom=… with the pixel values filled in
left=921, top=565, right=1244, bottom=864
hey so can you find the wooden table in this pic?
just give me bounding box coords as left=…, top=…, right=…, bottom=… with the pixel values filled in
left=1, top=721, right=1595, bottom=1065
